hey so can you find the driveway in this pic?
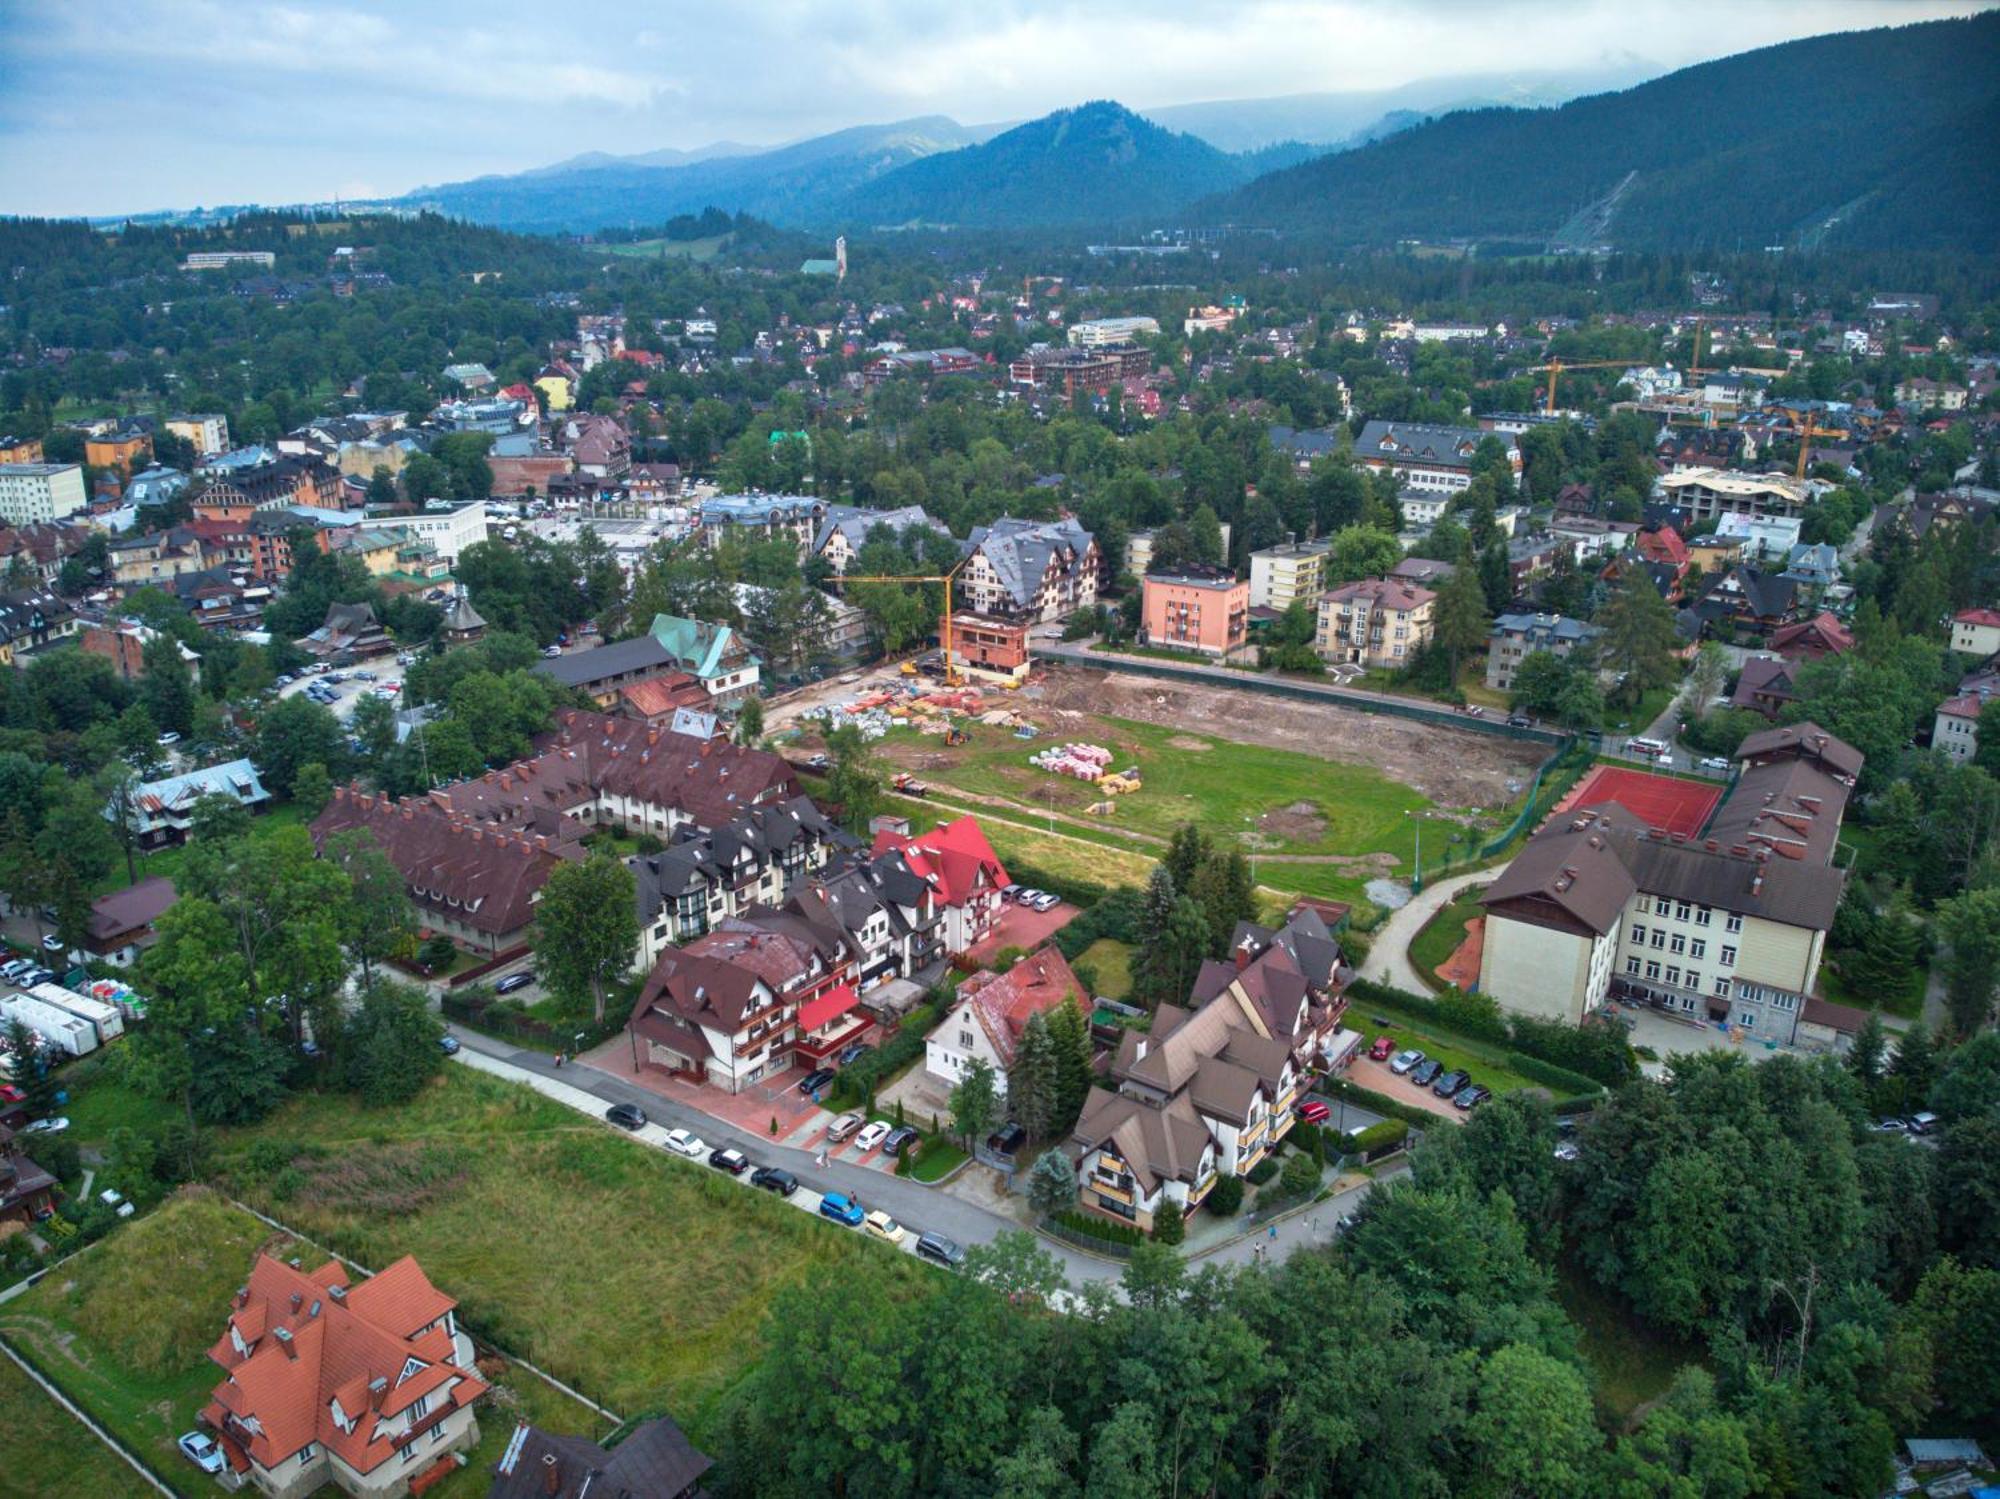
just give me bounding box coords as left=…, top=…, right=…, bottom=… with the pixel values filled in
left=447, top=1026, right=1397, bottom=1286
left=1345, top=1056, right=1470, bottom=1122
left=966, top=900, right=1078, bottom=964
left=1359, top=869, right=1492, bottom=994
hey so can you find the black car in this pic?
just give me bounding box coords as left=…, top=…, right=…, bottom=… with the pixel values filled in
left=604, top=1102, right=648, bottom=1130
left=1452, top=1083, right=1491, bottom=1110
left=796, top=1067, right=836, bottom=1097
left=1431, top=1068, right=1470, bottom=1098
left=835, top=1041, right=873, bottom=1068
left=495, top=972, right=536, bottom=995
left=1410, top=1058, right=1444, bottom=1088
left=1507, top=713, right=1533, bottom=728
left=750, top=1166, right=798, bottom=1196
left=986, top=1122, right=1027, bottom=1156
left=880, top=1125, right=920, bottom=1158
left=915, top=1230, right=966, bottom=1269
left=708, top=1146, right=751, bottom=1174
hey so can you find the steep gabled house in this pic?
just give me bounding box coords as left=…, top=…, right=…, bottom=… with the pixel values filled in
left=201, top=1252, right=487, bottom=1498
left=869, top=815, right=1010, bottom=955
left=1770, top=611, right=1854, bottom=662
left=1187, top=905, right=1355, bottom=1069
left=924, top=945, right=1085, bottom=1094
left=630, top=797, right=840, bottom=966
left=957, top=516, right=1101, bottom=623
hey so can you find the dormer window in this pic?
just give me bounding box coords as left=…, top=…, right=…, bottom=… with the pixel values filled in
left=398, top=1356, right=428, bottom=1384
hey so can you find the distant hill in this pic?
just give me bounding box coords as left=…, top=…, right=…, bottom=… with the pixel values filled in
left=834, top=101, right=1258, bottom=229
left=1139, top=60, right=1661, bottom=151
left=1205, top=14, right=2000, bottom=251
left=400, top=117, right=997, bottom=234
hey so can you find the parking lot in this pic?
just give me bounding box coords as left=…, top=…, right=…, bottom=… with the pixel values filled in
left=1345, top=1053, right=1477, bottom=1121
left=965, top=895, right=1079, bottom=965
left=276, top=654, right=412, bottom=723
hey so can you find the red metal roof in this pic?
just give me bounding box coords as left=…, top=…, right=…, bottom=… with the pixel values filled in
left=798, top=983, right=859, bottom=1033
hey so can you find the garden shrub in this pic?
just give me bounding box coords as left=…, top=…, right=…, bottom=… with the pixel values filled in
left=1245, top=1157, right=1279, bottom=1186
left=1277, top=1150, right=1321, bottom=1200
left=1207, top=1175, right=1245, bottom=1216
left=1506, top=1052, right=1606, bottom=1098
left=1153, top=1199, right=1185, bottom=1245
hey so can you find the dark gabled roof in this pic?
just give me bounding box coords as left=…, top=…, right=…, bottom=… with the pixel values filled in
left=534, top=634, right=674, bottom=688
left=487, top=1415, right=712, bottom=1499
left=1735, top=721, right=1865, bottom=780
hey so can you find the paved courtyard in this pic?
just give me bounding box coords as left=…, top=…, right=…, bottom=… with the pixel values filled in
left=1345, top=1055, right=1470, bottom=1121
left=966, top=899, right=1078, bottom=964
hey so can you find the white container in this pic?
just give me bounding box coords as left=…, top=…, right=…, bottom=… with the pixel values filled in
left=30, top=983, right=124, bottom=1045
left=0, top=993, right=98, bottom=1057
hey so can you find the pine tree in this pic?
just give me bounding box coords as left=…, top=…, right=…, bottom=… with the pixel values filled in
left=1593, top=566, right=1683, bottom=709
left=1890, top=1019, right=1938, bottom=1104
left=1009, top=1013, right=1058, bottom=1141
left=1163, top=824, right=1212, bottom=896
left=1026, top=1148, right=1078, bottom=1217
left=1138, top=864, right=1178, bottom=946
left=1846, top=1011, right=1888, bottom=1097
left=1044, top=996, right=1094, bottom=1135
left=1433, top=563, right=1492, bottom=685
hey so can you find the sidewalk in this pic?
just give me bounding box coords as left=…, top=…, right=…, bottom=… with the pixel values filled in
left=1360, top=868, right=1492, bottom=993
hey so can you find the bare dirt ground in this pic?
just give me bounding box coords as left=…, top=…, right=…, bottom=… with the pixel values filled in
left=1038, top=668, right=1546, bottom=809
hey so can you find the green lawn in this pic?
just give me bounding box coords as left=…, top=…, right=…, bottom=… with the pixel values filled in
left=0, top=1343, right=154, bottom=1499
left=1556, top=1261, right=1704, bottom=1427
left=605, top=234, right=729, bottom=261
left=878, top=714, right=1432, bottom=861
left=1075, top=938, right=1134, bottom=1001
left=1407, top=892, right=1487, bottom=989
left=193, top=1067, right=931, bottom=1437
left=1354, top=997, right=1594, bottom=1101
left=0, top=1188, right=603, bottom=1499
left=909, top=1138, right=970, bottom=1183
left=92, top=803, right=311, bottom=899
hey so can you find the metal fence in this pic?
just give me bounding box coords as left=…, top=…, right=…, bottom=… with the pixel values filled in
left=1039, top=1214, right=1139, bottom=1259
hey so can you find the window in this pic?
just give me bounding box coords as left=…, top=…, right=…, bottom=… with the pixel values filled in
left=1736, top=1011, right=1757, bottom=1030
left=1726, top=913, right=1743, bottom=933
left=1625, top=956, right=1641, bottom=975
left=298, top=1444, right=319, bottom=1464
left=1772, top=992, right=1798, bottom=1011
left=1630, top=924, right=1646, bottom=944
left=1690, top=939, right=1707, bottom=960
left=1645, top=960, right=1661, bottom=980
left=1650, top=930, right=1665, bottom=949
left=1696, top=906, right=1713, bottom=927
left=1685, top=971, right=1701, bottom=993
left=1665, top=965, right=1681, bottom=986
left=959, top=1030, right=976, bottom=1049
left=1720, top=945, right=1737, bottom=966
left=1636, top=897, right=1652, bottom=915
left=1714, top=976, right=1732, bottom=997
left=1676, top=901, right=1692, bottom=922
left=1670, top=934, right=1686, bottom=955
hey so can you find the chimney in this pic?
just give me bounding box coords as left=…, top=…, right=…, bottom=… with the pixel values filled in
left=1750, top=870, right=1764, bottom=897
left=274, top=1327, right=296, bottom=1360
left=327, top=1284, right=346, bottom=1301
left=368, top=1376, right=388, bottom=1411
left=234, top=1286, right=249, bottom=1309
left=542, top=1454, right=562, bottom=1496
left=289, top=1292, right=302, bottom=1313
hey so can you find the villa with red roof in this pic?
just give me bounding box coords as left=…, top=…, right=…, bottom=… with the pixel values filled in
left=925, top=944, right=1084, bottom=1094
left=201, top=1251, right=486, bottom=1499
left=872, top=815, right=1011, bottom=955
left=1951, top=607, right=2000, bottom=659
left=1770, top=611, right=1855, bottom=661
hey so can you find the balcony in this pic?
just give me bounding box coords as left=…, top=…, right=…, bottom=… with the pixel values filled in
left=1088, top=1175, right=1135, bottom=1206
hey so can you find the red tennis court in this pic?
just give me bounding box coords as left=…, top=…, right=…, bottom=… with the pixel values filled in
left=1556, top=764, right=1724, bottom=839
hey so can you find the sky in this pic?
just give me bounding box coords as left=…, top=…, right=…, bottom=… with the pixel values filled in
left=0, top=0, right=1986, bottom=218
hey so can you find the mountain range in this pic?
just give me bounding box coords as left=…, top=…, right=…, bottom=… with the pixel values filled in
left=393, top=17, right=1997, bottom=250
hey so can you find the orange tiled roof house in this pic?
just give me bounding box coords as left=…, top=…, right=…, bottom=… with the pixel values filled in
left=201, top=1251, right=487, bottom=1498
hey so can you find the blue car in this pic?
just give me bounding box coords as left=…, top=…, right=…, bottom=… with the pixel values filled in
left=817, top=1192, right=865, bottom=1227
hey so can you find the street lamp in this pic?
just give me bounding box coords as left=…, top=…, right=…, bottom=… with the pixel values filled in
left=1405, top=810, right=1422, bottom=893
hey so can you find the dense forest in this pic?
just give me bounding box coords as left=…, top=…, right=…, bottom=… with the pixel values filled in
left=1208, top=13, right=2000, bottom=252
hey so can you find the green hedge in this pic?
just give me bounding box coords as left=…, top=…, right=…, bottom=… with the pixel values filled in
left=1050, top=1207, right=1143, bottom=1247
left=1345, top=976, right=1638, bottom=1087
left=1005, top=860, right=1115, bottom=912
left=1347, top=1119, right=1410, bottom=1157
left=1054, top=887, right=1145, bottom=960
left=1245, top=1157, right=1279, bottom=1186
left=835, top=1001, right=942, bottom=1107
left=1505, top=1051, right=1606, bottom=1098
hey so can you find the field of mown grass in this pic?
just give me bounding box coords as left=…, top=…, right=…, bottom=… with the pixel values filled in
left=204, top=1067, right=930, bottom=1435
left=880, top=715, right=1432, bottom=859
left=0, top=1321, right=177, bottom=1498
left=0, top=1187, right=603, bottom=1499
left=1407, top=891, right=1488, bottom=990
left=1074, top=938, right=1134, bottom=1001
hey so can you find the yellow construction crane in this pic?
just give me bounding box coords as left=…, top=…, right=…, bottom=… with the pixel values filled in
left=1686, top=318, right=1709, bottom=381
left=1530, top=358, right=1634, bottom=413
left=838, top=555, right=972, bottom=686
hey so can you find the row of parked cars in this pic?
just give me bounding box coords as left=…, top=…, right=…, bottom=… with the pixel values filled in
left=1376, top=1035, right=1491, bottom=1110
left=1005, top=886, right=1062, bottom=913
left=599, top=1102, right=966, bottom=1267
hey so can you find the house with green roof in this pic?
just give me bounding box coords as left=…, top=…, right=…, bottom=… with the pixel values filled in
left=648, top=613, right=761, bottom=705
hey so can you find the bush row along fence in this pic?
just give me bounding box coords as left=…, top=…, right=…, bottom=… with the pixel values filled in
left=1345, top=976, right=1636, bottom=1089
left=441, top=993, right=622, bottom=1056
left=1477, top=737, right=1596, bottom=859
left=1040, top=1211, right=1140, bottom=1259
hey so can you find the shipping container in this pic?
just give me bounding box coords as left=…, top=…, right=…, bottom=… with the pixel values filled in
left=0, top=992, right=99, bottom=1057
left=29, top=983, right=124, bottom=1045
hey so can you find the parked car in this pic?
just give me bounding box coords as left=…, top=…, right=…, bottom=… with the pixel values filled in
left=915, top=1230, right=966, bottom=1268
left=604, top=1102, right=648, bottom=1130
left=1506, top=713, right=1533, bottom=728
left=178, top=1431, right=225, bottom=1475
left=1011, top=888, right=1044, bottom=906
left=1553, top=1141, right=1581, bottom=1162
left=862, top=1209, right=907, bottom=1245
left=881, top=1125, right=920, bottom=1157
left=157, top=731, right=181, bottom=746
left=23, top=1117, right=68, bottom=1135
left=664, top=1128, right=707, bottom=1159
left=0, top=1084, right=24, bottom=1105
left=1452, top=1084, right=1491, bottom=1110
left=494, top=972, right=536, bottom=995
left=825, top=1112, right=863, bottom=1143
left=1410, top=1058, right=1443, bottom=1088
left=1700, top=756, right=1732, bottom=771
left=1431, top=1068, right=1469, bottom=1097
left=804, top=753, right=831, bottom=772
left=1868, top=1117, right=1910, bottom=1133
left=1907, top=1111, right=1940, bottom=1135
left=1389, top=1049, right=1424, bottom=1075
left=708, top=1146, right=750, bottom=1175
left=818, top=1192, right=865, bottom=1226
left=750, top=1166, right=797, bottom=1196
left=439, top=1035, right=460, bottom=1056
left=1028, top=892, right=1061, bottom=912
left=0, top=959, right=32, bottom=982
left=1297, top=1099, right=1331, bottom=1125
left=40, top=934, right=65, bottom=953
left=852, top=1120, right=891, bottom=1154
left=835, top=1041, right=873, bottom=1068
left=1369, top=1034, right=1396, bottom=1062
left=986, top=1122, right=1026, bottom=1155
left=797, top=1067, right=837, bottom=1098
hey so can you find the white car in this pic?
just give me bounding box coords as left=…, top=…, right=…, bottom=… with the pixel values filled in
left=1029, top=893, right=1061, bottom=912
left=1700, top=756, right=1732, bottom=771
left=663, top=1127, right=707, bottom=1159
left=178, top=1431, right=225, bottom=1474
left=1388, top=1049, right=1424, bottom=1076
left=24, top=1117, right=68, bottom=1135
left=852, top=1120, right=892, bottom=1154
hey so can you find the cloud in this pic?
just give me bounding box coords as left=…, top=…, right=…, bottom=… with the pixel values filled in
left=0, top=0, right=1985, bottom=216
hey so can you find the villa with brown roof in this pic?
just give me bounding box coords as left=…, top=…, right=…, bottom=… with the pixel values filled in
left=1314, top=577, right=1436, bottom=669
left=924, top=945, right=1084, bottom=1094
left=201, top=1251, right=486, bottom=1499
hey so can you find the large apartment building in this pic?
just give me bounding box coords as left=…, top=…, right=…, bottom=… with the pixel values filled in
left=1485, top=612, right=1602, bottom=692
left=1247, top=538, right=1330, bottom=613
left=1353, top=421, right=1519, bottom=494
left=957, top=516, right=1100, bottom=623
left=0, top=463, right=86, bottom=524
left=1141, top=567, right=1249, bottom=656
left=1658, top=467, right=1810, bottom=523
left=1315, top=577, right=1436, bottom=669
left=1478, top=724, right=1860, bottom=1042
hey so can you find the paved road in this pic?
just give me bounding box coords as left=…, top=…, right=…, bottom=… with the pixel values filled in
left=1360, top=869, right=1494, bottom=994
left=445, top=1026, right=1392, bottom=1287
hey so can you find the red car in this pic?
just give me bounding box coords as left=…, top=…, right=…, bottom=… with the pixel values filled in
left=1297, top=1099, right=1331, bottom=1125
left=0, top=1085, right=24, bottom=1105
left=1369, top=1035, right=1396, bottom=1062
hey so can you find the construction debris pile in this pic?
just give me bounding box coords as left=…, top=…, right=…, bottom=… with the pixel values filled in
left=1031, top=742, right=1113, bottom=779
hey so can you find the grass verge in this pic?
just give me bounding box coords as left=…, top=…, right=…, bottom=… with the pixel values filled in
left=0, top=1343, right=151, bottom=1499
left=1555, top=1260, right=1703, bottom=1427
